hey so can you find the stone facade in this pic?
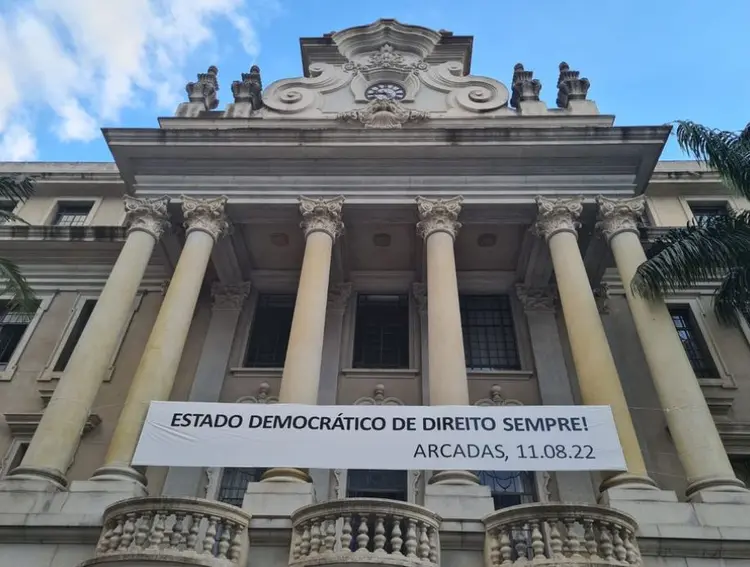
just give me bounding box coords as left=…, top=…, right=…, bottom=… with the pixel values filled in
left=0, top=18, right=749, bottom=567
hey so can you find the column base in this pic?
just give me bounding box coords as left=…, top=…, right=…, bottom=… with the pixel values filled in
left=89, top=464, right=148, bottom=488
left=429, top=469, right=479, bottom=485
left=686, top=474, right=749, bottom=501
left=6, top=465, right=68, bottom=490
left=261, top=467, right=310, bottom=483
left=424, top=482, right=494, bottom=521
left=598, top=472, right=658, bottom=492
left=243, top=480, right=315, bottom=516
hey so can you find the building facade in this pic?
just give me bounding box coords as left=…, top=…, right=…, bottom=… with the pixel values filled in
left=0, top=18, right=749, bottom=567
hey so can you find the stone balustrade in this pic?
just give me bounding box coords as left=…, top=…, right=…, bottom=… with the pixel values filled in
left=290, top=498, right=441, bottom=567
left=483, top=503, right=642, bottom=566
left=80, top=496, right=251, bottom=567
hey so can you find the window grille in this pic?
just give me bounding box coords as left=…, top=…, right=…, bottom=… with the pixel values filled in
left=668, top=306, right=717, bottom=378
left=477, top=470, right=536, bottom=509
left=346, top=469, right=408, bottom=501
left=0, top=301, right=38, bottom=370
left=53, top=203, right=92, bottom=226
left=217, top=467, right=266, bottom=507
left=54, top=300, right=96, bottom=371
left=460, top=295, right=520, bottom=370
left=244, top=294, right=295, bottom=367
left=353, top=295, right=409, bottom=369
left=689, top=204, right=727, bottom=223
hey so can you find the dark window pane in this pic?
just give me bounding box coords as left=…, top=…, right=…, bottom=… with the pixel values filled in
left=54, top=300, right=96, bottom=371
left=347, top=469, right=408, bottom=501
left=353, top=295, right=409, bottom=369
left=0, top=301, right=38, bottom=370
left=460, top=295, right=520, bottom=370
left=53, top=203, right=92, bottom=226
left=690, top=204, right=727, bottom=223
left=668, top=306, right=717, bottom=378
left=218, top=467, right=266, bottom=507
left=730, top=458, right=750, bottom=488
left=477, top=470, right=536, bottom=510
left=244, top=295, right=295, bottom=367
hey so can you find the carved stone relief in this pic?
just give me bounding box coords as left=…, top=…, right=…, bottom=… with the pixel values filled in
left=262, top=63, right=352, bottom=116
left=337, top=99, right=429, bottom=129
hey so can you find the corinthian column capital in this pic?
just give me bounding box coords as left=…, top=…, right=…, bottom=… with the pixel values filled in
left=595, top=195, right=645, bottom=242
left=532, top=196, right=583, bottom=241
left=124, top=195, right=171, bottom=239
left=415, top=196, right=463, bottom=240
left=182, top=196, right=230, bottom=241
left=299, top=195, right=345, bottom=240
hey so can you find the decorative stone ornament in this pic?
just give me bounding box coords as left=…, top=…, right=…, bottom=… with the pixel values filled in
left=411, top=282, right=427, bottom=314
left=337, top=99, right=429, bottom=128
left=343, top=43, right=429, bottom=75
left=556, top=62, right=590, bottom=109
left=532, top=196, right=584, bottom=241
left=176, top=66, right=219, bottom=117
left=299, top=195, right=345, bottom=240
left=595, top=195, right=646, bottom=242
left=231, top=65, right=263, bottom=108
left=515, top=283, right=557, bottom=312
left=327, top=282, right=353, bottom=311
left=415, top=195, right=463, bottom=240
left=123, top=195, right=171, bottom=240
left=510, top=63, right=542, bottom=108
left=211, top=281, right=252, bottom=310
left=181, top=196, right=230, bottom=241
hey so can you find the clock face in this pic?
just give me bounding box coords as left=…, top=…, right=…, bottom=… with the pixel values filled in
left=365, top=82, right=406, bottom=101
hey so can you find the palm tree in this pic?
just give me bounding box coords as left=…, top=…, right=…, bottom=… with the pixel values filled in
left=631, top=120, right=750, bottom=326
left=0, top=175, right=36, bottom=311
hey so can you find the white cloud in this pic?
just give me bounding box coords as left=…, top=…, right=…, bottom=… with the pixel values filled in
left=0, top=0, right=274, bottom=161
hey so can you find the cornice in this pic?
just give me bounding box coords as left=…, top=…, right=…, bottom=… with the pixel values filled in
left=0, top=225, right=127, bottom=242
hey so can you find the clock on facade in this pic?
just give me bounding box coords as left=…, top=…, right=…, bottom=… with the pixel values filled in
left=364, top=82, right=406, bottom=101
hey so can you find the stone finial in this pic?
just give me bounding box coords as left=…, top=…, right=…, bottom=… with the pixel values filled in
left=556, top=62, right=590, bottom=109
left=595, top=196, right=646, bottom=242
left=327, top=282, right=353, bottom=311
left=532, top=196, right=584, bottom=241
left=181, top=195, right=230, bottom=241
left=337, top=99, right=429, bottom=129
left=123, top=195, right=171, bottom=240
left=510, top=63, right=542, bottom=108
left=211, top=281, right=252, bottom=310
left=237, top=381, right=278, bottom=404
left=515, top=283, right=557, bottom=312
left=186, top=65, right=219, bottom=110
left=474, top=385, right=523, bottom=407
left=415, top=196, right=463, bottom=240
left=231, top=64, right=263, bottom=110
left=299, top=195, right=345, bottom=240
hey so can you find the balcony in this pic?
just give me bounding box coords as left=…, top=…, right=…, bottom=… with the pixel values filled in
left=290, top=498, right=441, bottom=567
left=79, top=496, right=251, bottom=567
left=483, top=503, right=642, bottom=566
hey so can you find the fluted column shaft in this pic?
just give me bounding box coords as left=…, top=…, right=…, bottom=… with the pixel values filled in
left=597, top=196, right=746, bottom=498
left=92, top=196, right=229, bottom=486
left=262, top=196, right=345, bottom=483
left=534, top=196, right=655, bottom=491
left=417, top=196, right=478, bottom=485
left=10, top=197, right=170, bottom=488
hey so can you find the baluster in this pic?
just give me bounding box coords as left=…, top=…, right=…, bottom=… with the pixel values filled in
left=373, top=515, right=386, bottom=554
left=148, top=511, right=166, bottom=549
left=529, top=520, right=545, bottom=559
left=428, top=527, right=439, bottom=564
left=187, top=513, right=202, bottom=551
left=229, top=522, right=244, bottom=562
left=583, top=518, right=598, bottom=558
left=310, top=520, right=322, bottom=555
left=118, top=513, right=137, bottom=551
left=171, top=513, right=186, bottom=548
left=598, top=522, right=614, bottom=560
left=355, top=516, right=369, bottom=552
left=498, top=529, right=513, bottom=564
left=548, top=517, right=564, bottom=558
left=218, top=520, right=232, bottom=558
left=418, top=522, right=431, bottom=561
left=203, top=516, right=219, bottom=555
left=109, top=517, right=124, bottom=551
left=134, top=513, right=151, bottom=548
left=300, top=522, right=311, bottom=557
left=513, top=523, right=528, bottom=561
left=340, top=516, right=353, bottom=553
left=324, top=515, right=337, bottom=553
left=97, top=522, right=114, bottom=553
left=623, top=529, right=640, bottom=564
left=563, top=517, right=582, bottom=557
left=404, top=518, right=418, bottom=557
left=390, top=516, right=403, bottom=555
left=611, top=524, right=627, bottom=562
left=292, top=529, right=302, bottom=560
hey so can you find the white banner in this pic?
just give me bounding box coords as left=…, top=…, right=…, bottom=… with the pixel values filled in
left=133, top=402, right=625, bottom=471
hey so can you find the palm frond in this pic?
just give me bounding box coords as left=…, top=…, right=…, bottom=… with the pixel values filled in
left=631, top=211, right=750, bottom=299
left=713, top=264, right=750, bottom=326
left=0, top=175, right=34, bottom=202
left=0, top=209, right=29, bottom=225
left=0, top=257, right=36, bottom=312
left=675, top=120, right=750, bottom=200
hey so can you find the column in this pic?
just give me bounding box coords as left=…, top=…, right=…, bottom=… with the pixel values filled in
left=9, top=196, right=170, bottom=488
left=515, top=284, right=596, bottom=503
left=91, top=196, right=229, bottom=485
left=533, top=196, right=655, bottom=491
left=596, top=196, right=746, bottom=498
left=262, top=196, right=345, bottom=483
left=162, top=281, right=252, bottom=497
left=416, top=196, right=477, bottom=485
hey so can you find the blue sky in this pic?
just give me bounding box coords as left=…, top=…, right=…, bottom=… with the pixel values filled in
left=0, top=0, right=747, bottom=162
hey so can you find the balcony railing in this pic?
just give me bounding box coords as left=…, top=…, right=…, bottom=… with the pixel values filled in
left=80, top=496, right=251, bottom=566
left=483, top=503, right=642, bottom=566
left=290, top=498, right=441, bottom=567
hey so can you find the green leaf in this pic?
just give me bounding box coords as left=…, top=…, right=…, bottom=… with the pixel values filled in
left=0, top=257, right=37, bottom=313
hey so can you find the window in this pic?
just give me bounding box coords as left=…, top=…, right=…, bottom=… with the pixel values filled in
left=353, top=295, right=410, bottom=369
left=0, top=301, right=39, bottom=371
left=53, top=203, right=92, bottom=226
left=690, top=203, right=727, bottom=223
left=53, top=300, right=96, bottom=371
left=477, top=470, right=536, bottom=510
left=668, top=305, right=717, bottom=378
left=460, top=295, right=520, bottom=370
left=0, top=201, right=16, bottom=223
left=730, top=457, right=750, bottom=487
left=1, top=441, right=28, bottom=477
left=217, top=467, right=266, bottom=507
left=244, top=294, right=295, bottom=367
left=346, top=469, right=408, bottom=501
